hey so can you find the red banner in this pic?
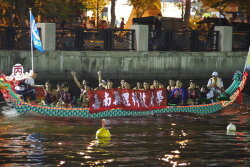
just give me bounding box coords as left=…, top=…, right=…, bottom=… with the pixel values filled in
left=88, top=88, right=167, bottom=113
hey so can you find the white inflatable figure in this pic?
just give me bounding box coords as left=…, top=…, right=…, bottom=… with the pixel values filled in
left=227, top=123, right=236, bottom=131
left=226, top=123, right=236, bottom=135
left=5, top=64, right=32, bottom=81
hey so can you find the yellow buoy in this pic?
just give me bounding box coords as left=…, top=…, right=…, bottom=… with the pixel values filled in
left=96, top=119, right=111, bottom=139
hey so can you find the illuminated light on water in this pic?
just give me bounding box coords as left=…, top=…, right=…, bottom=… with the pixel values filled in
left=84, top=156, right=91, bottom=159
left=176, top=139, right=190, bottom=148
left=181, top=130, right=187, bottom=136
left=57, top=161, right=65, bottom=166
left=106, top=159, right=114, bottom=162
left=170, top=161, right=178, bottom=167
left=178, top=162, right=191, bottom=166
left=86, top=159, right=114, bottom=166
left=171, top=150, right=180, bottom=154
left=160, top=154, right=174, bottom=162
left=160, top=153, right=188, bottom=167
left=170, top=131, right=175, bottom=136
left=176, top=139, right=191, bottom=146
left=58, top=142, right=62, bottom=145
left=171, top=123, right=176, bottom=126
left=78, top=152, right=85, bottom=155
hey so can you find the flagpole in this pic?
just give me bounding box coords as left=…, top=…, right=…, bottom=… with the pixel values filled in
left=243, top=46, right=250, bottom=73
left=29, top=8, right=34, bottom=71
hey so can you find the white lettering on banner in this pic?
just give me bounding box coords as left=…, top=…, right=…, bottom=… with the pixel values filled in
left=156, top=90, right=164, bottom=105
left=122, top=93, right=131, bottom=106
left=103, top=92, right=112, bottom=107
left=139, top=92, right=148, bottom=107
left=132, top=92, right=140, bottom=107
left=113, top=91, right=122, bottom=105
left=149, top=92, right=155, bottom=106
left=92, top=94, right=101, bottom=109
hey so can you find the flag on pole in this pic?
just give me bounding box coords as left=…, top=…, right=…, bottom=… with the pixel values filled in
left=29, top=10, right=44, bottom=52
left=244, top=46, right=250, bottom=71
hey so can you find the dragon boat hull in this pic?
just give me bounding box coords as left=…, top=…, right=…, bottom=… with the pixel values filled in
left=0, top=71, right=248, bottom=118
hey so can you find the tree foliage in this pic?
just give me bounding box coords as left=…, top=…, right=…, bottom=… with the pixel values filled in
left=83, top=0, right=110, bottom=16
left=128, top=0, right=161, bottom=17
left=199, top=0, right=250, bottom=13
left=0, top=0, right=85, bottom=26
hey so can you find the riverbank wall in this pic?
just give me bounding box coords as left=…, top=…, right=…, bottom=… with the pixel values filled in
left=0, top=50, right=247, bottom=82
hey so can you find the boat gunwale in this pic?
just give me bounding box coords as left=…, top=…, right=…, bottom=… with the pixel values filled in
left=1, top=71, right=248, bottom=116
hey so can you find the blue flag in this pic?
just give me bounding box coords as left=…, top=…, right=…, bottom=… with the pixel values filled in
left=29, top=10, right=44, bottom=52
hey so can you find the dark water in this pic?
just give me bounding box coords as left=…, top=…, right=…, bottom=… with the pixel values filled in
left=0, top=103, right=250, bottom=167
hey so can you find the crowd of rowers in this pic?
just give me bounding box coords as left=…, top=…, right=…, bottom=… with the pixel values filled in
left=16, top=71, right=226, bottom=108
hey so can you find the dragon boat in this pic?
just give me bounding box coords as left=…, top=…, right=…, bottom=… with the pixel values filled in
left=0, top=71, right=248, bottom=118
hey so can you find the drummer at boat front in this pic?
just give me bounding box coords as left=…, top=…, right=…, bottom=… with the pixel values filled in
left=206, top=71, right=225, bottom=100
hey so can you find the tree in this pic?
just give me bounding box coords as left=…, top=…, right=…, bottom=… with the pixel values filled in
left=0, top=0, right=37, bottom=27
left=199, top=0, right=250, bottom=22
left=199, top=0, right=239, bottom=16
left=128, top=0, right=161, bottom=18
left=83, top=0, right=111, bottom=26
left=0, top=0, right=85, bottom=26
left=109, top=0, right=116, bottom=28
left=184, top=0, right=191, bottom=30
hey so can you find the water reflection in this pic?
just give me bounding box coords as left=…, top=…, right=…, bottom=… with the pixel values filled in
left=0, top=104, right=250, bottom=166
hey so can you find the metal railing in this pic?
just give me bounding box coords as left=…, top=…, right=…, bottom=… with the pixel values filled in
left=1, top=27, right=249, bottom=52
left=56, top=28, right=135, bottom=51
left=0, top=27, right=30, bottom=50
left=148, top=30, right=219, bottom=51
left=232, top=31, right=250, bottom=51
left=0, top=27, right=135, bottom=51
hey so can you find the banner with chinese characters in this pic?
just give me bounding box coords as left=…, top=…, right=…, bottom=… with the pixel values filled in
left=88, top=88, right=167, bottom=113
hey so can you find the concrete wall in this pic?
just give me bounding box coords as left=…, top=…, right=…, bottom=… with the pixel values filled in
left=0, top=51, right=247, bottom=81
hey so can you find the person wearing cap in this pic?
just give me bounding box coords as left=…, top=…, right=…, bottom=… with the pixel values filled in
left=207, top=71, right=224, bottom=100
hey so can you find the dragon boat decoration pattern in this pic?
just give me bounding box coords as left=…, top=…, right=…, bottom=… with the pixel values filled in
left=0, top=71, right=248, bottom=118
